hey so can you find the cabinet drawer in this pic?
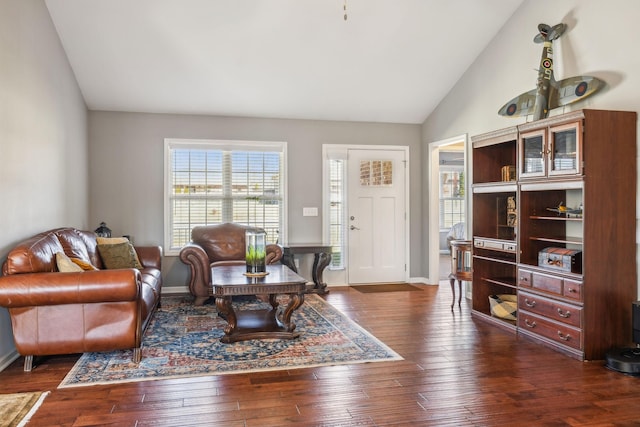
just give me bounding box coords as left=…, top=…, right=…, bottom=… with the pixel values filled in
left=519, top=310, right=582, bottom=350
left=532, top=272, right=562, bottom=294
left=563, top=279, right=583, bottom=301
left=518, top=269, right=532, bottom=288
left=518, top=268, right=582, bottom=301
left=518, top=291, right=582, bottom=328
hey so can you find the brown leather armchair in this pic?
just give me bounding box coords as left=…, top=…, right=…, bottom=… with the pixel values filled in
left=179, top=223, right=283, bottom=305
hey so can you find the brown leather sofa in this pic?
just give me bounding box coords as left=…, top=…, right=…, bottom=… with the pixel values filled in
left=0, top=227, right=162, bottom=371
left=179, top=223, right=282, bottom=305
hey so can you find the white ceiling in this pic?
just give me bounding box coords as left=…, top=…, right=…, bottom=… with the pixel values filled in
left=45, top=0, right=524, bottom=124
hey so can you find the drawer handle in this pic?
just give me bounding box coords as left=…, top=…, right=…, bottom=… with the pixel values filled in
left=525, top=298, right=536, bottom=308
left=520, top=276, right=529, bottom=282
left=557, top=331, right=571, bottom=341
left=567, top=287, right=577, bottom=293
left=557, top=308, right=571, bottom=318
left=524, top=319, right=537, bottom=328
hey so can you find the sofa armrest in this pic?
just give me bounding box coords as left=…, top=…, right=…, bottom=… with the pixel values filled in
left=135, top=246, right=163, bottom=270
left=179, top=243, right=211, bottom=298
left=266, top=244, right=283, bottom=264
left=0, top=269, right=141, bottom=308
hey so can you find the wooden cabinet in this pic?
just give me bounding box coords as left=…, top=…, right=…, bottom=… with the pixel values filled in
left=519, top=120, right=583, bottom=179
left=471, top=109, right=637, bottom=360
left=471, top=127, right=518, bottom=332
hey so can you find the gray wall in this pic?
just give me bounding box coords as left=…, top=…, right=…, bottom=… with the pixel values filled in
left=88, top=112, right=422, bottom=288
left=0, top=0, right=88, bottom=369
left=421, top=0, right=640, bottom=297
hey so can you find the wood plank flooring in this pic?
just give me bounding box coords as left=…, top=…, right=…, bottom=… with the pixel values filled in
left=1, top=282, right=640, bottom=426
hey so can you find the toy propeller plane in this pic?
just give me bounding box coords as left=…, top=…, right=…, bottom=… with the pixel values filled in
left=498, top=23, right=604, bottom=121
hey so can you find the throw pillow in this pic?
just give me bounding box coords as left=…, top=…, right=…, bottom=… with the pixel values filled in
left=56, top=252, right=83, bottom=272
left=96, top=236, right=129, bottom=245
left=70, top=257, right=99, bottom=271
left=97, top=242, right=143, bottom=269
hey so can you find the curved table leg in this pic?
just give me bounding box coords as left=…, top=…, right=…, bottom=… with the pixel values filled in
left=216, top=296, right=238, bottom=342
left=278, top=292, right=305, bottom=332
left=311, top=252, right=331, bottom=294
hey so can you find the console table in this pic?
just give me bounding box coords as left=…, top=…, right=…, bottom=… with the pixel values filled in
left=282, top=244, right=332, bottom=295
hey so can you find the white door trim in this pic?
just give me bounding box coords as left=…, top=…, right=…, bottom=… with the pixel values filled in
left=427, top=134, right=470, bottom=284
left=322, top=144, right=410, bottom=285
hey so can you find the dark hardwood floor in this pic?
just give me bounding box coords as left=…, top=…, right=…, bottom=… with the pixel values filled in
left=1, top=282, right=639, bottom=426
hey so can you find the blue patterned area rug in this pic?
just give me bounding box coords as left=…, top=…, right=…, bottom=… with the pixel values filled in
left=58, top=294, right=402, bottom=388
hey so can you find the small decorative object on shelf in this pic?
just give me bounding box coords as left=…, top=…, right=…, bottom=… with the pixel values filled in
left=488, top=294, right=517, bottom=321
left=546, top=202, right=583, bottom=217
left=506, top=196, right=517, bottom=227
left=245, top=229, right=267, bottom=274
left=501, top=165, right=516, bottom=182
left=538, top=247, right=582, bottom=273
left=94, top=222, right=112, bottom=237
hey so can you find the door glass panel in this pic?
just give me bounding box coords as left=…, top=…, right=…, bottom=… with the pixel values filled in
left=551, top=128, right=577, bottom=172
left=522, top=135, right=544, bottom=174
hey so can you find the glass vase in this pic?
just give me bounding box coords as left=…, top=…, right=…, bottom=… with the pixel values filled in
left=245, top=229, right=267, bottom=274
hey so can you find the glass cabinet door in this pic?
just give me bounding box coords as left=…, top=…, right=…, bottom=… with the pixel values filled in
left=519, top=129, right=546, bottom=178
left=549, top=122, right=582, bottom=176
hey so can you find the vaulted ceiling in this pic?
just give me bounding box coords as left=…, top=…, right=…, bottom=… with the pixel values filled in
left=45, top=0, right=524, bottom=124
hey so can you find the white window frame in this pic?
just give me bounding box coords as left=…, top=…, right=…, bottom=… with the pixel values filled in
left=164, top=138, right=288, bottom=256
left=322, top=146, right=348, bottom=270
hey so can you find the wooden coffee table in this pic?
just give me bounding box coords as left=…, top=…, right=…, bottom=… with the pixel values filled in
left=211, top=264, right=307, bottom=343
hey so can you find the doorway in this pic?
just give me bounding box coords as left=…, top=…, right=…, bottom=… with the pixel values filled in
left=427, top=135, right=469, bottom=285
left=347, top=148, right=407, bottom=283
left=322, top=145, right=409, bottom=285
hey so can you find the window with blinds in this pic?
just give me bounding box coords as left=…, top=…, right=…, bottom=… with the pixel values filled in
left=165, top=139, right=286, bottom=255
left=328, top=158, right=345, bottom=268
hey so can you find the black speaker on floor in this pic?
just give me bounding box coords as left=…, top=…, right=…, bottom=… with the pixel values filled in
left=605, top=301, right=640, bottom=375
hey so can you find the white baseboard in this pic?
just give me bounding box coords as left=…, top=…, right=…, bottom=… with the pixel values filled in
left=161, top=285, right=190, bottom=294
left=409, top=276, right=433, bottom=285
left=0, top=349, right=19, bottom=372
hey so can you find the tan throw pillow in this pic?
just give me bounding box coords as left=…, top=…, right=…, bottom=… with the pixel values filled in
left=70, top=257, right=99, bottom=271
left=56, top=252, right=83, bottom=272
left=96, top=236, right=129, bottom=245
left=97, top=242, right=143, bottom=269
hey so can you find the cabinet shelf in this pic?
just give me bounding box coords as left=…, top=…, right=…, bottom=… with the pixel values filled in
left=473, top=182, right=518, bottom=193
left=473, top=254, right=516, bottom=265
left=471, top=310, right=517, bottom=331
left=528, top=236, right=583, bottom=245
left=530, top=215, right=582, bottom=221
left=482, top=276, right=517, bottom=289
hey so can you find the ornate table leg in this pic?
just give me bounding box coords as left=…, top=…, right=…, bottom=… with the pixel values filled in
left=282, top=252, right=298, bottom=273
left=278, top=292, right=305, bottom=332
left=310, top=252, right=331, bottom=294
left=216, top=296, right=238, bottom=343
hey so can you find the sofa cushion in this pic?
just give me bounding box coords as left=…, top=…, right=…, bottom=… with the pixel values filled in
left=55, top=228, right=93, bottom=264
left=56, top=252, right=83, bottom=272
left=98, top=242, right=143, bottom=269
left=97, top=237, right=129, bottom=245
left=71, top=257, right=99, bottom=271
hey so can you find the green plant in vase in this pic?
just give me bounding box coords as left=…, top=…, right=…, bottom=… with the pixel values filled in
left=246, top=244, right=266, bottom=274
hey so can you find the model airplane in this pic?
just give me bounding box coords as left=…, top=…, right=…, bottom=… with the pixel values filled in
left=498, top=23, right=604, bottom=120
left=546, top=202, right=583, bottom=217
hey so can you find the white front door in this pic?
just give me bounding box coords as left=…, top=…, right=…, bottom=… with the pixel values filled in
left=347, top=148, right=407, bottom=284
